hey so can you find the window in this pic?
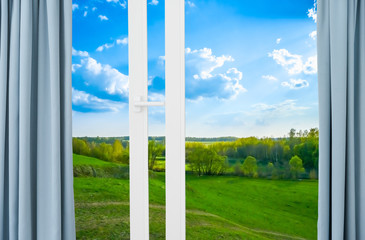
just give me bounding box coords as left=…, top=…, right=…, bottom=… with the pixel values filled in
left=72, top=0, right=318, bottom=239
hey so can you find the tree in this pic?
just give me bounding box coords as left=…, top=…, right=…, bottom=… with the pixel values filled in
left=289, top=155, right=305, bottom=179
left=148, top=140, right=164, bottom=170
left=72, top=138, right=90, bottom=156
left=289, top=128, right=296, bottom=139
left=112, top=140, right=124, bottom=162
left=187, top=144, right=227, bottom=176
left=241, top=156, right=257, bottom=177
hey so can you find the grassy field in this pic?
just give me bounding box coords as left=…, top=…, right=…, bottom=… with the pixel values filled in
left=73, top=154, right=318, bottom=239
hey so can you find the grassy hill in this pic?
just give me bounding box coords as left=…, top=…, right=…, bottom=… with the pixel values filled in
left=73, top=154, right=318, bottom=239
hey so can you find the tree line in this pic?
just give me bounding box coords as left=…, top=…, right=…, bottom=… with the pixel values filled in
left=73, top=128, right=319, bottom=179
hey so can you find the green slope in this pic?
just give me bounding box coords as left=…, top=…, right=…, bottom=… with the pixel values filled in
left=73, top=154, right=317, bottom=239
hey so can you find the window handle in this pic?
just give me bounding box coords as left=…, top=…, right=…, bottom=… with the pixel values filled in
left=133, top=96, right=165, bottom=112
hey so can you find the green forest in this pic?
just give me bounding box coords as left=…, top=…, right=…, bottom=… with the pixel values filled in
left=73, top=128, right=319, bottom=180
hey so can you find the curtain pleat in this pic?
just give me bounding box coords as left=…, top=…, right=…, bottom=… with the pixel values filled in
left=318, top=0, right=365, bottom=239
left=0, top=0, right=75, bottom=239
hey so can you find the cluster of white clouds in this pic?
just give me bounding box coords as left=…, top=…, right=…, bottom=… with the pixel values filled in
left=72, top=46, right=246, bottom=112
left=72, top=48, right=129, bottom=98
left=96, top=37, right=128, bottom=52
left=268, top=49, right=316, bottom=90
left=269, top=49, right=317, bottom=75
left=186, top=48, right=234, bottom=79
left=185, top=47, right=245, bottom=100
left=307, top=1, right=317, bottom=23
left=72, top=88, right=125, bottom=112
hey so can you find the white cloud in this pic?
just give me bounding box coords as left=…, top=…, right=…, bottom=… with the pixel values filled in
left=72, top=49, right=129, bottom=97
left=106, top=0, right=126, bottom=8
left=72, top=4, right=79, bottom=11
left=269, top=49, right=317, bottom=75
left=83, top=11, right=88, bottom=17
left=72, top=48, right=89, bottom=57
left=72, top=64, right=82, bottom=73
left=120, top=0, right=127, bottom=8
left=276, top=38, right=281, bottom=44
left=309, top=30, right=317, bottom=40
left=225, top=68, right=243, bottom=81
left=269, top=49, right=303, bottom=75
left=98, top=15, right=109, bottom=21
left=186, top=47, right=234, bottom=79
left=262, top=75, right=278, bottom=81
left=308, top=1, right=317, bottom=23
left=303, top=56, right=317, bottom=74
left=72, top=88, right=125, bottom=112
left=92, top=7, right=97, bottom=11
left=116, top=37, right=128, bottom=45
left=149, top=0, right=159, bottom=5
left=281, top=79, right=309, bottom=89
left=96, top=37, right=127, bottom=52
left=186, top=1, right=196, bottom=7
left=185, top=47, right=245, bottom=100
left=83, top=57, right=102, bottom=75
left=96, top=43, right=114, bottom=52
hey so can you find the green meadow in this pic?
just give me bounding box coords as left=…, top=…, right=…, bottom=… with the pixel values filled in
left=74, top=154, right=318, bottom=240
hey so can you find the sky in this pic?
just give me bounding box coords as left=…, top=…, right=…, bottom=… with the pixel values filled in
left=71, top=0, right=318, bottom=138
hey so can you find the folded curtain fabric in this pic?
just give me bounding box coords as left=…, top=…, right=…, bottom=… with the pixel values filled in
left=0, top=0, right=75, bottom=239
left=317, top=0, right=365, bottom=239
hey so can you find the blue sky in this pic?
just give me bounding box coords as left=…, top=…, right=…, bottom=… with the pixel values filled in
left=71, top=0, right=318, bottom=137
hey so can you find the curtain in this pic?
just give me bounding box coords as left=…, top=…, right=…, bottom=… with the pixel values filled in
left=317, top=0, right=365, bottom=239
left=0, top=0, right=75, bottom=239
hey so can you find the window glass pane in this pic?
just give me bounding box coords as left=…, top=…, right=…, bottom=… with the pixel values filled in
left=147, top=0, right=166, bottom=238
left=72, top=0, right=130, bottom=238
left=185, top=1, right=318, bottom=239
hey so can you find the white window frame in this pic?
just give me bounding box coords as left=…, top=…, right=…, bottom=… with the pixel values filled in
left=128, top=0, right=185, bottom=239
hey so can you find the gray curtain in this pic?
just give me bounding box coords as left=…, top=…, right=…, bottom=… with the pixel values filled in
left=0, top=0, right=75, bottom=239
left=318, top=0, right=365, bottom=239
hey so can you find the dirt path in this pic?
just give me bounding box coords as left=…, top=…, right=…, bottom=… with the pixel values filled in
left=76, top=201, right=307, bottom=240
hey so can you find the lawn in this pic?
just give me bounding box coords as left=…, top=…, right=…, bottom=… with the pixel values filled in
left=73, top=154, right=318, bottom=239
